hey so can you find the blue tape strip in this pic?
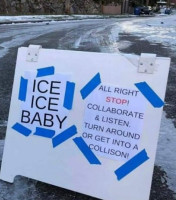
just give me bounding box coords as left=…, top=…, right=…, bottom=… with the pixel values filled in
left=63, top=81, right=75, bottom=110
left=52, top=125, right=77, bottom=148
left=18, top=77, right=28, bottom=101
left=114, top=149, right=149, bottom=181
left=34, top=127, right=55, bottom=138
left=37, top=66, right=55, bottom=77
left=73, top=137, right=101, bottom=165
left=80, top=73, right=101, bottom=99
left=12, top=123, right=32, bottom=137
left=135, top=82, right=164, bottom=108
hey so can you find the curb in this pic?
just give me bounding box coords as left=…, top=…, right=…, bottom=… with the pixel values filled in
left=0, top=15, right=136, bottom=25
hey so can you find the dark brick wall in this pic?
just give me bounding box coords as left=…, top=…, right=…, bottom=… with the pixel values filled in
left=0, top=0, right=101, bottom=15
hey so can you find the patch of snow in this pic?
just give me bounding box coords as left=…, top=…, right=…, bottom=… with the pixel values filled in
left=119, top=15, right=176, bottom=51
left=0, top=15, right=85, bottom=23
left=0, top=15, right=128, bottom=24
left=57, top=24, right=122, bottom=53
left=0, top=176, right=38, bottom=200
left=74, top=36, right=83, bottom=48
left=156, top=112, right=176, bottom=192
left=105, top=24, right=121, bottom=53
left=0, top=121, right=7, bottom=127
left=115, top=40, right=132, bottom=50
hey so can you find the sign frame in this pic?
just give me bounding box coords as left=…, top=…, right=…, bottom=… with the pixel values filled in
left=0, top=46, right=170, bottom=200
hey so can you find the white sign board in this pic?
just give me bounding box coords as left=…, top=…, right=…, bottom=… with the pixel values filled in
left=0, top=47, right=170, bottom=200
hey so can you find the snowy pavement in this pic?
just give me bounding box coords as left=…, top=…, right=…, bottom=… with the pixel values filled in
left=118, top=14, right=176, bottom=51
left=156, top=113, right=176, bottom=192
left=0, top=14, right=176, bottom=199
left=0, top=140, right=4, bottom=161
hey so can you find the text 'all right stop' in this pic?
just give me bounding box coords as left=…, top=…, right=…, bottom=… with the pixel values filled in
left=83, top=84, right=147, bottom=162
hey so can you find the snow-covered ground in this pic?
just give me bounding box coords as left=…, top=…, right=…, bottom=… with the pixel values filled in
left=0, top=14, right=132, bottom=24
left=0, top=14, right=176, bottom=195
left=0, top=15, right=102, bottom=23
left=118, top=14, right=176, bottom=51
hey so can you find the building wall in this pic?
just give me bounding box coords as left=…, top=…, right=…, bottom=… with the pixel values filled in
left=102, top=5, right=121, bottom=15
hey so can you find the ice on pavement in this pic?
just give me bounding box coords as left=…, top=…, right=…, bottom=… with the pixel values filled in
left=0, top=140, right=4, bottom=161
left=0, top=19, right=124, bottom=59
left=63, top=25, right=123, bottom=53
left=0, top=120, right=7, bottom=127
left=156, top=113, right=176, bottom=192
left=0, top=20, right=109, bottom=59
left=0, top=173, right=38, bottom=200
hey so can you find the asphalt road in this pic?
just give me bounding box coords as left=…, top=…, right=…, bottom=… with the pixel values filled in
left=0, top=18, right=175, bottom=200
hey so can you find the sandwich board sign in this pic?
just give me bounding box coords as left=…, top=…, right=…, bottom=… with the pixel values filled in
left=0, top=45, right=170, bottom=200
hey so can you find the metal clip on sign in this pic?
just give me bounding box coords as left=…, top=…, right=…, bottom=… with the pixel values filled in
left=26, top=45, right=42, bottom=62
left=138, top=53, right=156, bottom=74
